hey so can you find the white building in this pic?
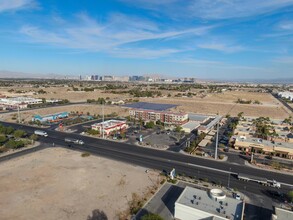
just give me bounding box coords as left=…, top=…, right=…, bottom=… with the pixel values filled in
left=91, top=120, right=128, bottom=136
left=175, top=186, right=244, bottom=220
left=181, top=121, right=200, bottom=133
left=0, top=97, right=42, bottom=110
left=278, top=92, right=293, bottom=101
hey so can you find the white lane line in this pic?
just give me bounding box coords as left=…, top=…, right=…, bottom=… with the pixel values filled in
left=187, top=163, right=237, bottom=175
left=279, top=182, right=293, bottom=187
left=187, top=163, right=293, bottom=187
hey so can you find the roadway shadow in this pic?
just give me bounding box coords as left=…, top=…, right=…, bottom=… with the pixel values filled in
left=244, top=203, right=272, bottom=220
left=161, top=185, right=184, bottom=215
left=261, top=189, right=286, bottom=203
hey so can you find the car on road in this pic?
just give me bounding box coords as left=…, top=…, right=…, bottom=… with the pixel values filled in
left=34, top=130, right=48, bottom=137
left=64, top=137, right=84, bottom=145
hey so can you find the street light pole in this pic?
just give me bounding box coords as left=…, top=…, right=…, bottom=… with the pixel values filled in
left=215, top=120, right=219, bottom=160
left=102, top=103, right=105, bottom=139
left=228, top=168, right=231, bottom=189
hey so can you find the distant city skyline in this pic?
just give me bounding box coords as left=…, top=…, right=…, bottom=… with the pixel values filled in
left=0, top=0, right=292, bottom=79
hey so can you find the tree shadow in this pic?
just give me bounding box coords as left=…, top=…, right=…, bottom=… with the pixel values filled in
left=87, top=209, right=108, bottom=220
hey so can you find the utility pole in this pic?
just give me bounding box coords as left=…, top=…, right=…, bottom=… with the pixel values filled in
left=102, top=103, right=105, bottom=139
left=215, top=120, right=219, bottom=160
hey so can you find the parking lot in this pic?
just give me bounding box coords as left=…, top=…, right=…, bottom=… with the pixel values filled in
left=141, top=131, right=177, bottom=149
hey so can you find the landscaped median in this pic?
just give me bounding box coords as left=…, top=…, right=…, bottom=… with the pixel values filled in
left=0, top=123, right=40, bottom=155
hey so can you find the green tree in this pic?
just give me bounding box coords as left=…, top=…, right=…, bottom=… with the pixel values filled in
left=141, top=213, right=164, bottom=220
left=145, top=121, right=155, bottom=129
left=5, top=126, right=14, bottom=135
left=14, top=130, right=27, bottom=138
left=174, top=126, right=182, bottom=132
left=29, top=134, right=38, bottom=141
left=6, top=139, right=25, bottom=149
left=0, top=135, right=7, bottom=145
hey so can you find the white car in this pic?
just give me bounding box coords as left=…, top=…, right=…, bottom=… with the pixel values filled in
left=235, top=193, right=241, bottom=200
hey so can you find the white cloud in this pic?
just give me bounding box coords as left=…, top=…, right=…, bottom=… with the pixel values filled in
left=169, top=58, right=223, bottom=65
left=274, top=56, right=293, bottom=64
left=0, top=0, right=35, bottom=12
left=168, top=58, right=266, bottom=71
left=121, top=0, right=293, bottom=20
left=279, top=20, right=293, bottom=30
left=19, top=13, right=212, bottom=57
left=197, top=42, right=244, bottom=53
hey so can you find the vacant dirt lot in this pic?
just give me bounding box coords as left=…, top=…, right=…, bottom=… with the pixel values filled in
left=0, top=147, right=160, bottom=220
left=142, top=92, right=292, bottom=119
left=199, top=91, right=278, bottom=104
left=0, top=86, right=131, bottom=103
left=0, top=104, right=129, bottom=122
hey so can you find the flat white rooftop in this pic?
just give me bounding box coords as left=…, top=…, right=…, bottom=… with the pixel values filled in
left=175, top=186, right=244, bottom=220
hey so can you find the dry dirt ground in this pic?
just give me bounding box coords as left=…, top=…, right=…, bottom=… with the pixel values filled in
left=1, top=87, right=291, bottom=119
left=0, top=86, right=132, bottom=103
left=142, top=91, right=292, bottom=119
left=0, top=104, right=129, bottom=123
left=0, top=147, right=160, bottom=220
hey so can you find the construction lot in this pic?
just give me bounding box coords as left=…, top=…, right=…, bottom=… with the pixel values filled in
left=0, top=147, right=160, bottom=220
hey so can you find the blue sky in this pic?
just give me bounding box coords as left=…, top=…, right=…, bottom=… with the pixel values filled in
left=0, top=0, right=292, bottom=79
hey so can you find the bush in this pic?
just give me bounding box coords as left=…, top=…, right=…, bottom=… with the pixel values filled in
left=0, top=135, right=7, bottom=145
left=287, top=191, right=293, bottom=203
left=81, top=152, right=91, bottom=157
left=6, top=139, right=25, bottom=149
left=145, top=121, right=155, bottom=129
left=202, top=177, right=209, bottom=182
left=87, top=129, right=100, bottom=135
left=141, top=213, right=164, bottom=220
left=219, top=155, right=225, bottom=160
left=14, top=129, right=27, bottom=138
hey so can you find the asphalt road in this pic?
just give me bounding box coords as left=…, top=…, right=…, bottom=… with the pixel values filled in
left=271, top=93, right=293, bottom=113
left=1, top=121, right=293, bottom=197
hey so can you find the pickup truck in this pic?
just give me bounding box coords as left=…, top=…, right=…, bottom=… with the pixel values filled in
left=34, top=130, right=48, bottom=137
left=64, top=137, right=84, bottom=145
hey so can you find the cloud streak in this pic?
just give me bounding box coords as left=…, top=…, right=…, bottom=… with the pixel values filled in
left=121, top=0, right=293, bottom=20
left=197, top=42, right=244, bottom=53
left=19, top=13, right=213, bottom=58
left=0, top=0, right=35, bottom=13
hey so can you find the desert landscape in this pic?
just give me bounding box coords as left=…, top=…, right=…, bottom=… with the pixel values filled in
left=0, top=104, right=129, bottom=123
left=0, top=147, right=160, bottom=220
left=142, top=91, right=292, bottom=119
